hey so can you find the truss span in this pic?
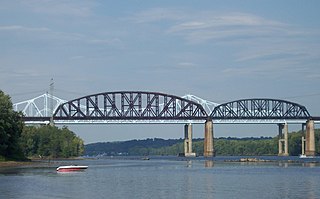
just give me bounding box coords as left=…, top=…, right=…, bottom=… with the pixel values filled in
left=13, top=93, right=66, bottom=117
left=210, top=98, right=310, bottom=120
left=54, top=91, right=208, bottom=121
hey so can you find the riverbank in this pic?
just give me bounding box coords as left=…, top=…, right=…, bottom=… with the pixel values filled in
left=0, top=157, right=85, bottom=168
left=0, top=161, right=39, bottom=168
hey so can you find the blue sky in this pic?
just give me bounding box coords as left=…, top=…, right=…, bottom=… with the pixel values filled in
left=1, top=0, right=320, bottom=143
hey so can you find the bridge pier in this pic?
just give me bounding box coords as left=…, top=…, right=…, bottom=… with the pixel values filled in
left=305, top=120, right=315, bottom=156
left=301, top=136, right=306, bottom=156
left=278, top=123, right=289, bottom=156
left=184, top=123, right=196, bottom=157
left=204, top=120, right=214, bottom=157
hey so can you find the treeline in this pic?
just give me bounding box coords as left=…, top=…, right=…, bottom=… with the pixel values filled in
left=85, top=130, right=320, bottom=156
left=85, top=138, right=184, bottom=156
left=20, top=126, right=84, bottom=158
left=0, top=90, right=84, bottom=160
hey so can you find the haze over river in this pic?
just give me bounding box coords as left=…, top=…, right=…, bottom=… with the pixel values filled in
left=0, top=156, right=319, bottom=199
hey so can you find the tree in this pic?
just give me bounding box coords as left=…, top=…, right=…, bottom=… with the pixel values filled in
left=20, top=125, right=84, bottom=158
left=0, top=90, right=25, bottom=160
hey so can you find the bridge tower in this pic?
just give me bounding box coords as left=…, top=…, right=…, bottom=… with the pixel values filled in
left=305, top=120, right=315, bottom=156
left=184, top=123, right=196, bottom=157
left=49, top=78, right=54, bottom=126
left=204, top=119, right=214, bottom=157
left=278, top=123, right=289, bottom=156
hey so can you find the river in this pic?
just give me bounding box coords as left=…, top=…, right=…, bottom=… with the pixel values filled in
left=0, top=156, right=319, bottom=199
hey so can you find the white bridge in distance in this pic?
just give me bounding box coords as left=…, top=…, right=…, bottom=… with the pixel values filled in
left=13, top=93, right=67, bottom=118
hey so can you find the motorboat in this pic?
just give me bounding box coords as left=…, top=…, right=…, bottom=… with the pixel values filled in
left=299, top=154, right=316, bottom=159
left=56, top=165, right=88, bottom=172
left=299, top=154, right=307, bottom=158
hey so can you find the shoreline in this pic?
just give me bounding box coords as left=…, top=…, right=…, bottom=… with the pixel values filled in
left=0, top=160, right=45, bottom=168
left=0, top=157, right=85, bottom=168
left=1, top=156, right=319, bottom=168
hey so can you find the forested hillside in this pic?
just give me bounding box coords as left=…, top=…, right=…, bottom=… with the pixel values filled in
left=85, top=130, right=320, bottom=156
left=85, top=138, right=184, bottom=156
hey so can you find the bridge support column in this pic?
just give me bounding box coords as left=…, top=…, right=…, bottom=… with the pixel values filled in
left=184, top=123, right=196, bottom=157
left=305, top=120, right=315, bottom=156
left=278, top=123, right=289, bottom=156
left=204, top=120, right=214, bottom=157
left=301, top=136, right=306, bottom=156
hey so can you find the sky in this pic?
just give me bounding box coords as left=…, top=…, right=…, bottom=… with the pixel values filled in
left=1, top=0, right=320, bottom=143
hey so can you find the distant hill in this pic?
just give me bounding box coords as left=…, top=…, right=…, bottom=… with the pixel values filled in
left=85, top=129, right=320, bottom=156
left=85, top=138, right=185, bottom=156
left=84, top=136, right=282, bottom=156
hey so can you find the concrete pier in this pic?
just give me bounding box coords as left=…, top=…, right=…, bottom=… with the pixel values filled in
left=184, top=123, right=196, bottom=157
left=301, top=136, right=305, bottom=156
left=278, top=123, right=289, bottom=156
left=305, top=120, right=315, bottom=156
left=204, top=120, right=214, bottom=157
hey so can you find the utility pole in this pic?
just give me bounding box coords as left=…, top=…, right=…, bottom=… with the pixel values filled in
left=49, top=78, right=54, bottom=126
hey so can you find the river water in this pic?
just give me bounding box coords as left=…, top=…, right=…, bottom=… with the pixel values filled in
left=0, top=156, right=319, bottom=199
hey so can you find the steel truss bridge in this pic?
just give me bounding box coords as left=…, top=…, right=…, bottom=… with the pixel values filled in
left=13, top=91, right=319, bottom=125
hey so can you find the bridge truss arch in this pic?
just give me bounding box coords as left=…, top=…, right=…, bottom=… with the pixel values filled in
left=210, top=98, right=311, bottom=121
left=13, top=93, right=66, bottom=117
left=53, top=91, right=208, bottom=122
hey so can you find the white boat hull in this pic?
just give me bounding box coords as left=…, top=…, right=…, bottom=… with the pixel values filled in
left=56, top=165, right=88, bottom=172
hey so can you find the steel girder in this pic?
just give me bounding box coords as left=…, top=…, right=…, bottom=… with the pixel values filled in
left=53, top=91, right=208, bottom=120
left=210, top=98, right=311, bottom=120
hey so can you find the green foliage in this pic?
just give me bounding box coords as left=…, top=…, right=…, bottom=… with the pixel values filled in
left=85, top=131, right=320, bottom=157
left=288, top=131, right=304, bottom=156
left=0, top=90, right=25, bottom=160
left=85, top=138, right=184, bottom=156
left=286, top=129, right=320, bottom=156
left=214, top=138, right=277, bottom=156
left=0, top=155, right=6, bottom=161
left=20, top=125, right=84, bottom=158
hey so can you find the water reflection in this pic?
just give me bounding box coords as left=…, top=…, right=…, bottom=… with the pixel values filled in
left=0, top=168, right=22, bottom=175
left=278, top=162, right=289, bottom=168
left=302, top=162, right=317, bottom=168
left=204, top=160, right=214, bottom=168
left=186, top=160, right=192, bottom=168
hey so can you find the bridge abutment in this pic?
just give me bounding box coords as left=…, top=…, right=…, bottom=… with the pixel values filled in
left=204, top=120, right=214, bottom=157
left=305, top=120, right=315, bottom=156
left=278, top=123, right=289, bottom=156
left=184, top=123, right=196, bottom=157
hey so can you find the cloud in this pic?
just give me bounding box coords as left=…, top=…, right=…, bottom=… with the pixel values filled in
left=18, top=0, right=96, bottom=17
left=130, top=8, right=320, bottom=80
left=0, top=24, right=123, bottom=48
left=88, top=38, right=123, bottom=47
left=221, top=58, right=315, bottom=79
left=0, top=68, right=43, bottom=80
left=306, top=74, right=320, bottom=79
left=133, top=9, right=289, bottom=43
left=69, top=55, right=85, bottom=60
left=169, top=13, right=284, bottom=32
left=132, top=8, right=186, bottom=23
left=0, top=25, right=50, bottom=32
left=166, top=13, right=290, bottom=44
left=177, top=62, right=197, bottom=67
